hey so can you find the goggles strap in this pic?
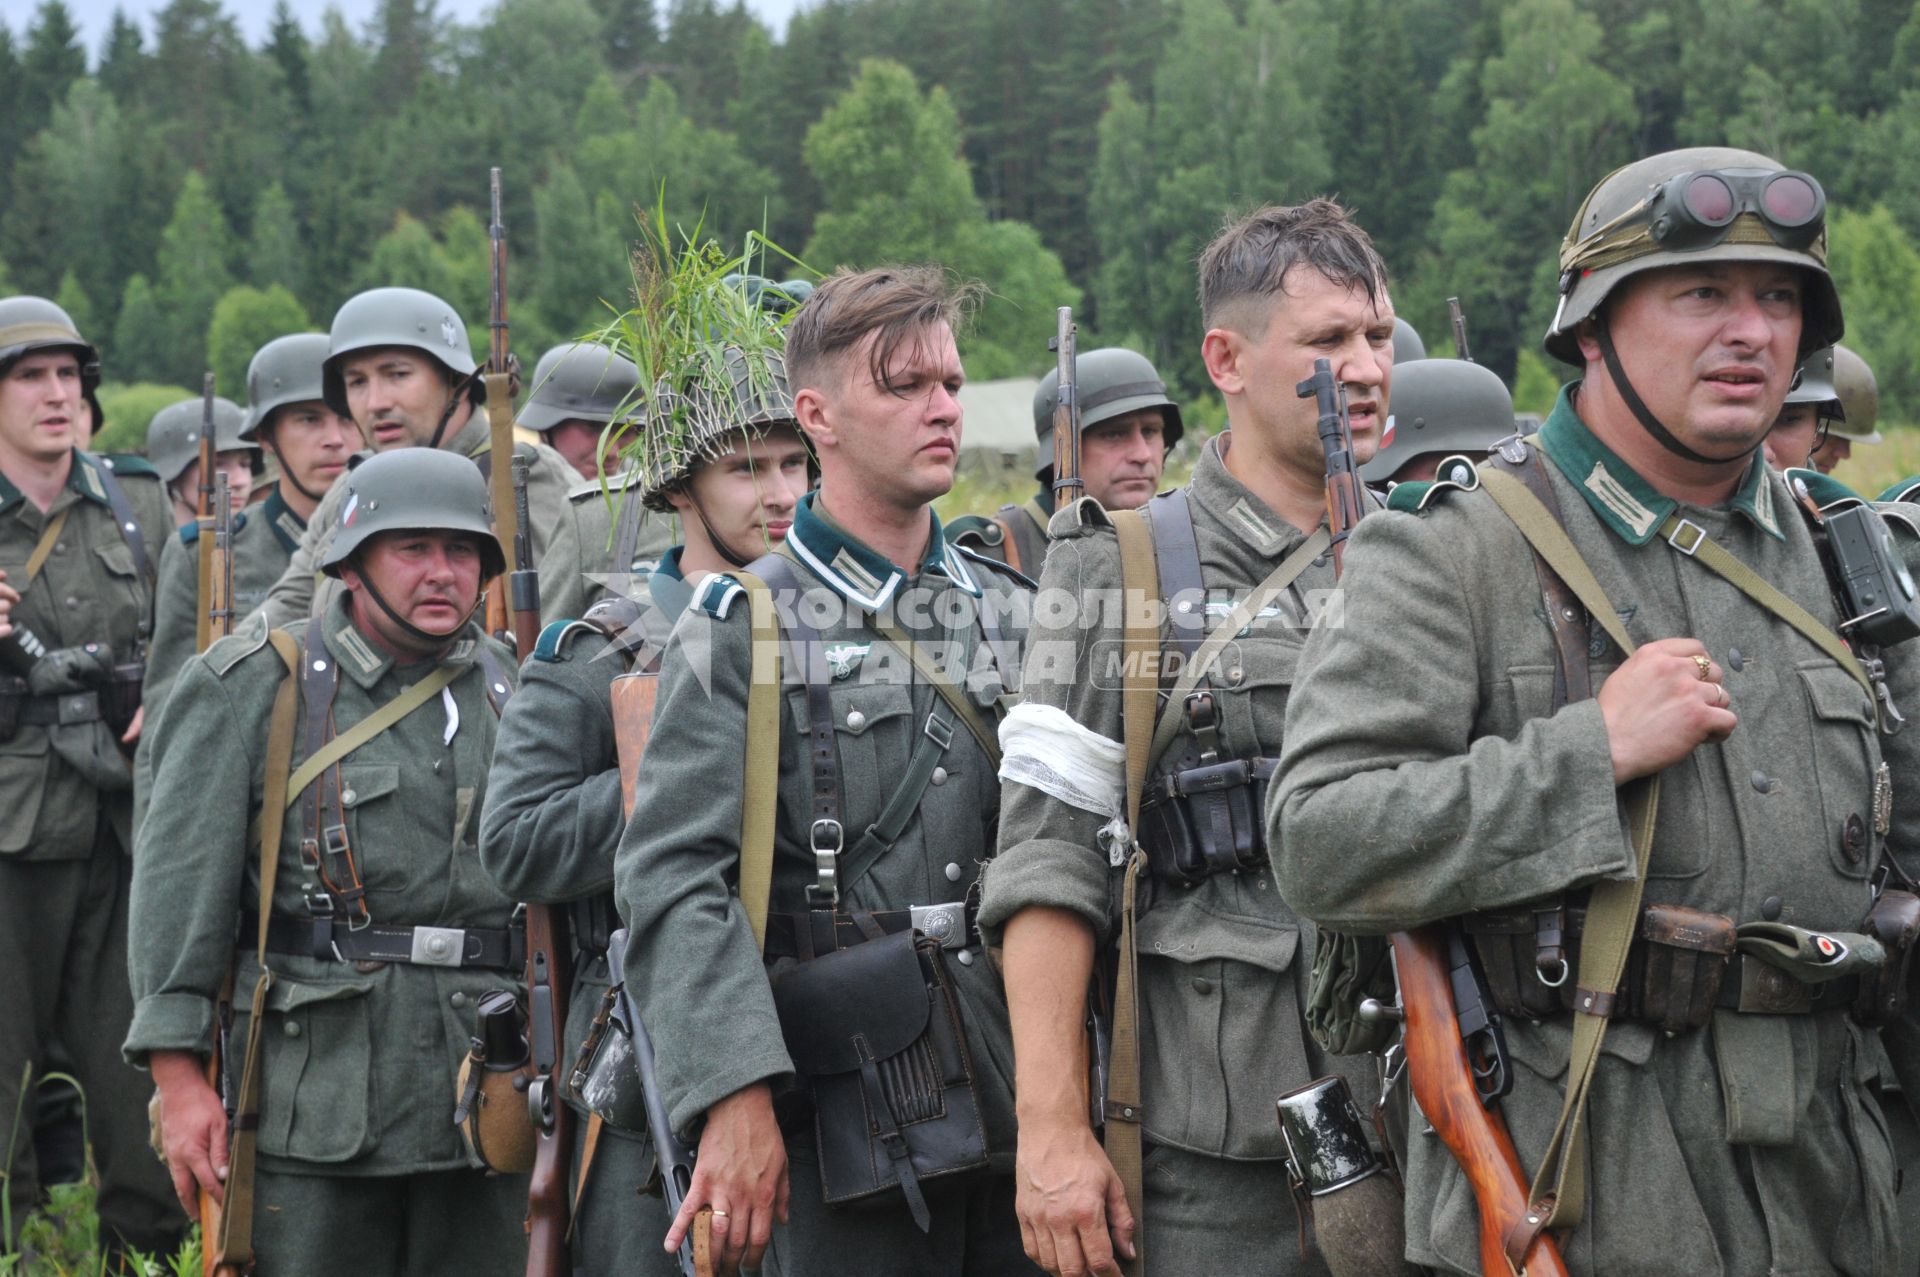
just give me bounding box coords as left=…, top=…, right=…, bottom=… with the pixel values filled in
left=1595, top=317, right=1760, bottom=467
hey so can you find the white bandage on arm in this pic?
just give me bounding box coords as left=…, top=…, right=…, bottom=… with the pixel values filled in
left=997, top=701, right=1132, bottom=863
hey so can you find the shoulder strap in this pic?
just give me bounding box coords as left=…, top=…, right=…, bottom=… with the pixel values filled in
left=474, top=644, right=513, bottom=715
left=1477, top=466, right=1658, bottom=1240
left=732, top=569, right=782, bottom=950
left=611, top=488, right=647, bottom=582
left=1486, top=440, right=1593, bottom=707
left=1106, top=506, right=1157, bottom=1277
left=87, top=455, right=155, bottom=589
left=989, top=506, right=1025, bottom=576
left=213, top=628, right=301, bottom=1272
left=1147, top=489, right=1205, bottom=671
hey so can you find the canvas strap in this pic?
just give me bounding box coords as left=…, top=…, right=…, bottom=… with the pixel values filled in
left=212, top=629, right=302, bottom=1271
left=1478, top=469, right=1657, bottom=1242
left=281, top=662, right=463, bottom=806
left=21, top=507, right=69, bottom=585
left=735, top=571, right=781, bottom=949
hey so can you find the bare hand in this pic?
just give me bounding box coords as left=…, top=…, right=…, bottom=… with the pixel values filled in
left=1596, top=637, right=1736, bottom=783
left=120, top=703, right=144, bottom=745
left=0, top=569, right=16, bottom=641
left=668, top=1082, right=788, bottom=1275
left=1015, top=1116, right=1136, bottom=1277
left=149, top=1050, right=229, bottom=1217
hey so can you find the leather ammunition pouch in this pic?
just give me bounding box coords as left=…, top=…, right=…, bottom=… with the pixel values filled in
left=770, top=928, right=988, bottom=1231
left=569, top=983, right=649, bottom=1134
left=101, top=661, right=144, bottom=742
left=1137, top=752, right=1276, bottom=887
left=453, top=989, right=538, bottom=1173
left=1856, top=889, right=1920, bottom=1026
left=1468, top=900, right=1735, bottom=1032
left=0, top=674, right=23, bottom=743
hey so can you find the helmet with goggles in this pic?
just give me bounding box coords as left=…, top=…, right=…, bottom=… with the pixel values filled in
left=1545, top=147, right=1842, bottom=368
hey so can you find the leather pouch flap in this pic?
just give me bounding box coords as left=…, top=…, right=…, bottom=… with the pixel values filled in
left=773, top=929, right=931, bottom=1075
left=1640, top=902, right=1735, bottom=954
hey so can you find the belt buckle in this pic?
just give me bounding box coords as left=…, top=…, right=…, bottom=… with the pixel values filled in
left=57, top=692, right=100, bottom=726
left=911, top=902, right=967, bottom=951
left=410, top=925, right=468, bottom=968
left=808, top=819, right=843, bottom=908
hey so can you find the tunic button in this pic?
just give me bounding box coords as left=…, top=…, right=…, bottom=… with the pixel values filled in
left=1727, top=647, right=1744, bottom=672
left=1842, top=814, right=1867, bottom=863
left=282, top=1021, right=301, bottom=1038
left=945, top=863, right=962, bottom=882
left=1192, top=977, right=1215, bottom=995
left=52, top=541, right=64, bottom=555
left=1226, top=668, right=1244, bottom=685
left=450, top=991, right=468, bottom=1010
left=65, top=595, right=78, bottom=608
left=845, top=709, right=866, bottom=731
left=342, top=788, right=357, bottom=806
left=1761, top=895, right=1783, bottom=921
left=930, top=767, right=947, bottom=786
left=957, top=950, right=974, bottom=966
left=1750, top=770, right=1774, bottom=795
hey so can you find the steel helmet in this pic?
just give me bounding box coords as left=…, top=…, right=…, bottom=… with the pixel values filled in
left=1360, top=359, right=1514, bottom=482
left=243, top=332, right=332, bottom=440
left=146, top=396, right=256, bottom=485
left=321, top=287, right=481, bottom=419
left=518, top=342, right=643, bottom=434
left=319, top=447, right=505, bottom=579
left=1032, top=347, right=1184, bottom=481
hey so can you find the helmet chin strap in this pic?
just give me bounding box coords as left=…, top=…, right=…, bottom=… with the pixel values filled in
left=688, top=493, right=758, bottom=569
left=427, top=369, right=481, bottom=451
left=1595, top=315, right=1761, bottom=466
left=360, top=572, right=479, bottom=652
left=265, top=440, right=329, bottom=504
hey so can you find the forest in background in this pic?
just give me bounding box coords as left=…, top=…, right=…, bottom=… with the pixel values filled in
left=3, top=0, right=1920, bottom=456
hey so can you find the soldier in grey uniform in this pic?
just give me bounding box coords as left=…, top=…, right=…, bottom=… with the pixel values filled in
left=1811, top=344, right=1883, bottom=475
left=0, top=295, right=181, bottom=1261
left=247, top=287, right=587, bottom=630
left=979, top=200, right=1395, bottom=1277
left=129, top=448, right=529, bottom=1276
left=948, top=348, right=1182, bottom=578
left=1274, top=148, right=1920, bottom=1274
left=1359, top=355, right=1516, bottom=488
left=521, top=340, right=644, bottom=482
left=614, top=267, right=1039, bottom=1276
left=1763, top=343, right=1843, bottom=472
left=142, top=334, right=358, bottom=717
left=479, top=351, right=811, bottom=1276
left=145, top=395, right=257, bottom=530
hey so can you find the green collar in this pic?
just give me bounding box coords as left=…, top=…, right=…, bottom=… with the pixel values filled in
left=785, top=492, right=980, bottom=610
left=648, top=545, right=693, bottom=619
left=1539, top=384, right=1783, bottom=545
left=323, top=590, right=485, bottom=690
left=262, top=485, right=308, bottom=554
left=0, top=450, right=110, bottom=516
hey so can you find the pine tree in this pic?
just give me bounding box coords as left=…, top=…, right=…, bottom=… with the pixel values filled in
left=21, top=1, right=86, bottom=140
left=246, top=182, right=304, bottom=297
left=112, top=274, right=169, bottom=384
left=154, top=171, right=237, bottom=385
left=265, top=0, right=312, bottom=111
left=54, top=269, right=96, bottom=341
left=99, top=8, right=148, bottom=105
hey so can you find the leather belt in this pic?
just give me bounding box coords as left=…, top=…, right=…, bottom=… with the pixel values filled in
left=241, top=912, right=525, bottom=971
left=763, top=902, right=975, bottom=960
left=18, top=690, right=103, bottom=726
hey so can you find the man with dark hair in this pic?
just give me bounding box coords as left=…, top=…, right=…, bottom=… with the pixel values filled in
left=1275, top=149, right=1920, bottom=1274
left=614, top=265, right=1039, bottom=1275
left=979, top=198, right=1394, bottom=1277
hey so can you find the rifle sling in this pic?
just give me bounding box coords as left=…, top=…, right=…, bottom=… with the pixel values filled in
left=736, top=570, right=780, bottom=950
left=214, top=629, right=301, bottom=1271
left=21, top=507, right=69, bottom=585
left=1106, top=506, right=1158, bottom=1277
left=283, top=658, right=463, bottom=808
left=1478, top=468, right=1656, bottom=1237
left=870, top=618, right=1002, bottom=771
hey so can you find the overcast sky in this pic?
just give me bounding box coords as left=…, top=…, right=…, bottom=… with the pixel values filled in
left=8, top=0, right=809, bottom=54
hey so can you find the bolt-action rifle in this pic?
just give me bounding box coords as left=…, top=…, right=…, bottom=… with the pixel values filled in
left=1449, top=297, right=1473, bottom=362
left=1049, top=307, right=1083, bottom=507
left=1297, top=359, right=1567, bottom=1276
left=610, top=671, right=714, bottom=1277
left=484, top=167, right=522, bottom=647
left=194, top=373, right=220, bottom=651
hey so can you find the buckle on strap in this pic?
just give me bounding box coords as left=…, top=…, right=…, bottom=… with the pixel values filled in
left=1666, top=518, right=1707, bottom=556
left=923, top=710, right=954, bottom=751
left=808, top=818, right=843, bottom=907
left=910, top=902, right=968, bottom=950
left=409, top=925, right=468, bottom=968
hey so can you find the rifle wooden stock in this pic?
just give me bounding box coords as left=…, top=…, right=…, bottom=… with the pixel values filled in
left=194, top=372, right=217, bottom=652
left=1391, top=928, right=1567, bottom=1277
left=198, top=469, right=238, bottom=1275
left=610, top=673, right=714, bottom=1277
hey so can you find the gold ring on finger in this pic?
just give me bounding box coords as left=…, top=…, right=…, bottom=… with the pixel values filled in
left=1692, top=653, right=1712, bottom=681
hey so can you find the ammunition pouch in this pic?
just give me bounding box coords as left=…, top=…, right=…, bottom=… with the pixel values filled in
left=101, top=661, right=144, bottom=742
left=568, top=893, right=617, bottom=960
left=453, top=989, right=538, bottom=1174
left=1137, top=756, right=1276, bottom=887
left=569, top=983, right=649, bottom=1134
left=0, top=674, right=23, bottom=743
left=1467, top=900, right=1735, bottom=1032
left=770, top=927, right=988, bottom=1231
left=1855, top=889, right=1920, bottom=1027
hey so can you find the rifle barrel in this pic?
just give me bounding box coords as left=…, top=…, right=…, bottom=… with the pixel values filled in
left=1050, top=307, right=1083, bottom=505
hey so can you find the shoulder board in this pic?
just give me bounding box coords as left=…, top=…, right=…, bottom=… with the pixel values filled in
left=951, top=540, right=1035, bottom=589
left=1386, top=456, right=1482, bottom=514
left=203, top=614, right=275, bottom=676
left=696, top=573, right=746, bottom=620
left=568, top=469, right=643, bottom=503
left=91, top=452, right=158, bottom=479
left=177, top=520, right=200, bottom=546
left=1048, top=495, right=1111, bottom=539
left=1783, top=466, right=1865, bottom=514
left=1879, top=477, right=1920, bottom=505
left=944, top=512, right=1002, bottom=547
left=534, top=618, right=597, bottom=663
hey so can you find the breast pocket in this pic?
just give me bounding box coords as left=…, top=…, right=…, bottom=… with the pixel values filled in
left=1218, top=634, right=1300, bottom=753
left=336, top=762, right=405, bottom=893
left=92, top=540, right=145, bottom=644
left=1800, top=663, right=1880, bottom=879
left=789, top=683, right=915, bottom=839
